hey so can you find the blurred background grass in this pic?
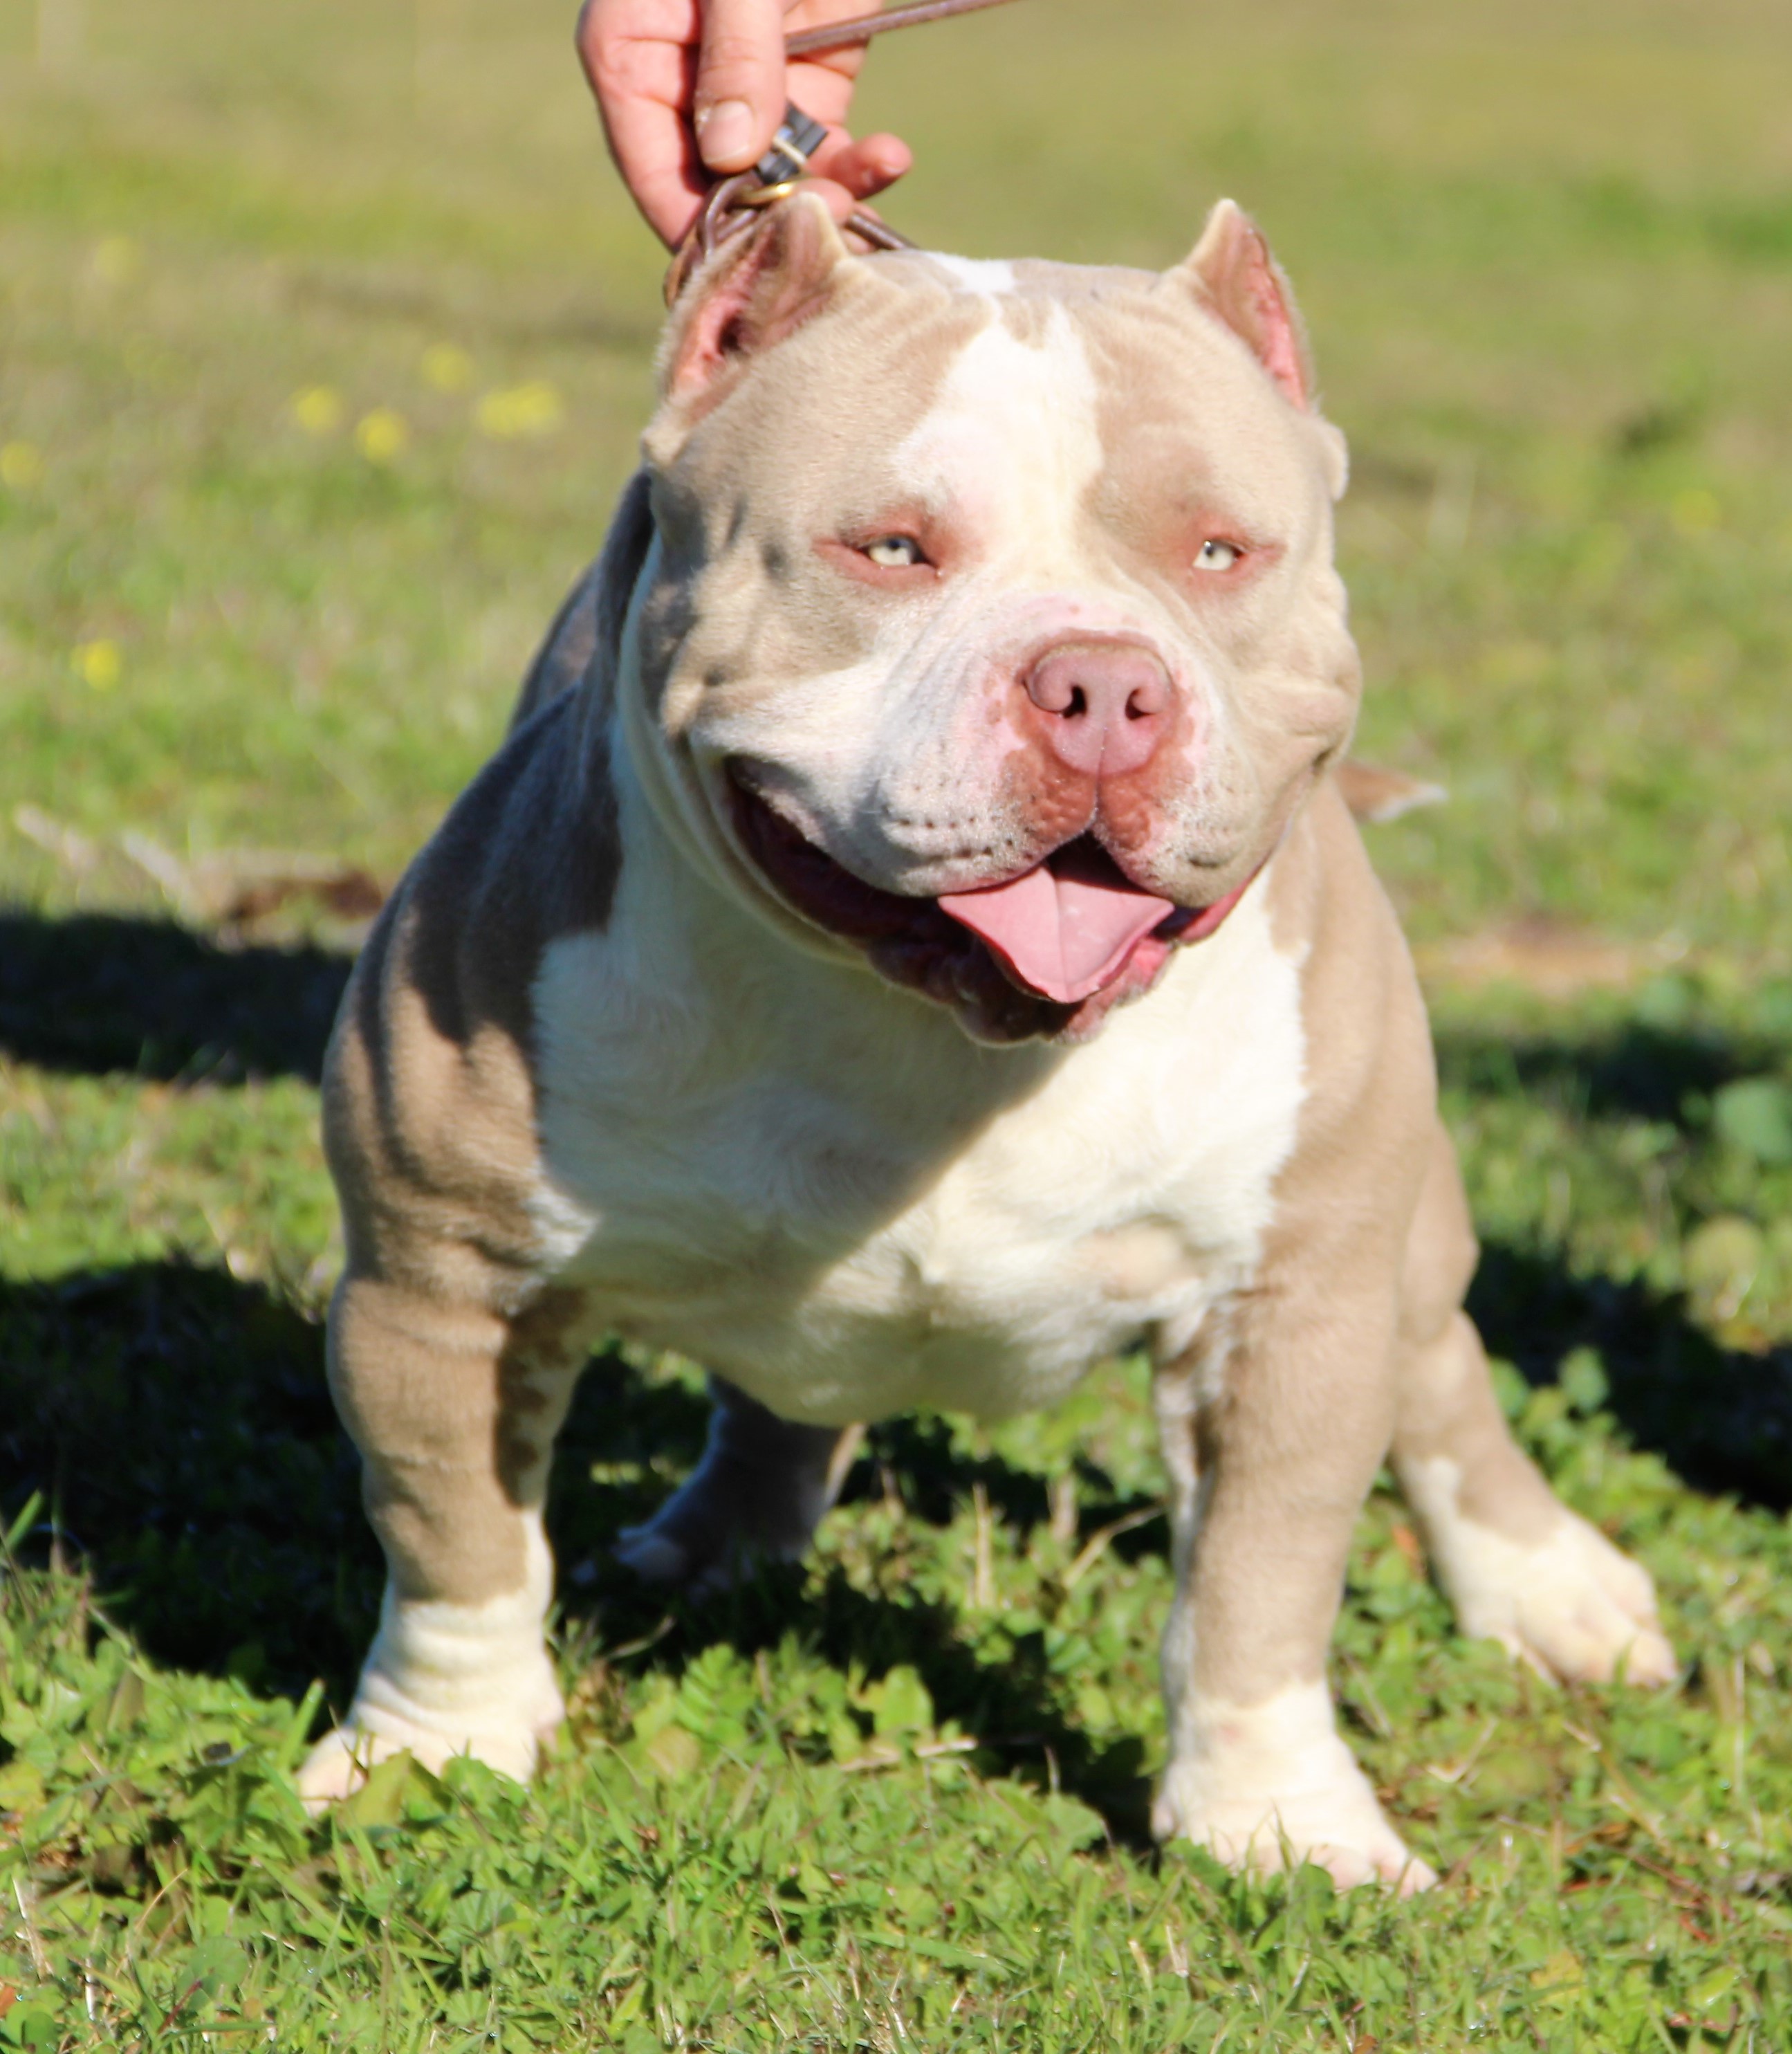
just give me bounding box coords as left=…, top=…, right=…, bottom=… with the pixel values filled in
left=6, top=6, right=1792, bottom=2045
left=1, top=0, right=1789, bottom=944
left=6, top=0, right=1792, bottom=1667
left=3, top=0, right=1792, bottom=1585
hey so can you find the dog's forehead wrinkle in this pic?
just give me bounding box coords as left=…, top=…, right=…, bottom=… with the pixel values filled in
left=1079, top=291, right=1320, bottom=493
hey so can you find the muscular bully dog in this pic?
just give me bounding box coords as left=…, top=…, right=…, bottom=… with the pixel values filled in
left=297, top=198, right=1674, bottom=1887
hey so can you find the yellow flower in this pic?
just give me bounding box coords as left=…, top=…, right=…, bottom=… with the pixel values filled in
left=91, top=235, right=141, bottom=286
left=73, top=639, right=122, bottom=690
left=421, top=343, right=474, bottom=394
left=354, top=409, right=409, bottom=463
left=290, top=386, right=344, bottom=437
left=0, top=441, right=44, bottom=490
left=474, top=380, right=564, bottom=441
left=1672, top=488, right=1720, bottom=535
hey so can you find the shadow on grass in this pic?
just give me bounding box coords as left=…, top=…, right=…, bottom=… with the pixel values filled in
left=0, top=1263, right=378, bottom=1698
left=0, top=912, right=351, bottom=1083
left=595, top=1554, right=1158, bottom=1844
left=1435, top=1018, right=1748, bottom=1124
left=548, top=1356, right=1165, bottom=1836
left=1470, top=1244, right=1792, bottom=1509
left=4, top=909, right=1778, bottom=1115
left=7, top=1234, right=1791, bottom=1831
left=0, top=1260, right=1158, bottom=1826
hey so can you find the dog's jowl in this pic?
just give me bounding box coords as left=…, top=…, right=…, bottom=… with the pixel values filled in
left=299, top=197, right=1674, bottom=1888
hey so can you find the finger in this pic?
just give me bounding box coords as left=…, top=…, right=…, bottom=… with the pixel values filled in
left=784, top=0, right=874, bottom=98
left=783, top=48, right=869, bottom=131
left=578, top=0, right=710, bottom=246
left=613, top=120, right=710, bottom=248
left=693, top=0, right=789, bottom=173
left=810, top=130, right=912, bottom=201
left=793, top=175, right=863, bottom=229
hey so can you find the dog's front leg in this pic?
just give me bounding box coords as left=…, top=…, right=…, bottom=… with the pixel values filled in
left=297, top=1272, right=589, bottom=1806
left=1152, top=1267, right=1436, bottom=1893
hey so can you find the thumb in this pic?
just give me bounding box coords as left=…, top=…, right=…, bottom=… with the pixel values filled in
left=694, top=0, right=788, bottom=174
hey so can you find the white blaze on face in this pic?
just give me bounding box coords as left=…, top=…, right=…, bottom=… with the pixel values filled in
left=687, top=282, right=1206, bottom=901
left=894, top=303, right=1106, bottom=572
left=925, top=255, right=1018, bottom=303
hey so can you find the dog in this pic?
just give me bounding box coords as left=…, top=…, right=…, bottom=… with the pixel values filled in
left=295, top=196, right=1674, bottom=1887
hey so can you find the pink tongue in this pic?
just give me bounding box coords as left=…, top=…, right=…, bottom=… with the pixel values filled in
left=939, top=862, right=1175, bottom=1005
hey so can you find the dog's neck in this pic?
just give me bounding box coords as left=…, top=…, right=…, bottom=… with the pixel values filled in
left=586, top=683, right=1065, bottom=1137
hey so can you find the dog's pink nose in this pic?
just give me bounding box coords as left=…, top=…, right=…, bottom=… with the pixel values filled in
left=1022, top=641, right=1174, bottom=778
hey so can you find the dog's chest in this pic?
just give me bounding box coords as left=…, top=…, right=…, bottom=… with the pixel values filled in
left=528, top=893, right=1306, bottom=1424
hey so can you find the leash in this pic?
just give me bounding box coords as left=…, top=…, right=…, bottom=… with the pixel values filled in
left=665, top=0, right=1026, bottom=303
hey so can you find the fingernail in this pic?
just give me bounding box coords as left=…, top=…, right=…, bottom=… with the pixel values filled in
left=696, top=98, right=755, bottom=168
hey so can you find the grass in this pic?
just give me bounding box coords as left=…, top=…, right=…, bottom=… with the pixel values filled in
left=3, top=0, right=1792, bottom=2044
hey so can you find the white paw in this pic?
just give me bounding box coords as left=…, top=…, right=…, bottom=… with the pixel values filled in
left=1410, top=1465, right=1677, bottom=1686
left=295, top=1699, right=553, bottom=1809
left=298, top=1534, right=565, bottom=1811
left=1156, top=1682, right=1436, bottom=1894
left=611, top=1518, right=703, bottom=1586
left=1476, top=1513, right=1675, bottom=1685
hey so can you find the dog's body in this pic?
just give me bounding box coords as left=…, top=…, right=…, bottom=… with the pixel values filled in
left=298, top=201, right=1673, bottom=1885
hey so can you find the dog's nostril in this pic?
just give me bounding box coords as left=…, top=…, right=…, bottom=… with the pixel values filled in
left=1022, top=641, right=1175, bottom=771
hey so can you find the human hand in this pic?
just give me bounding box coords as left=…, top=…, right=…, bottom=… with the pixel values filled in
left=578, top=0, right=914, bottom=248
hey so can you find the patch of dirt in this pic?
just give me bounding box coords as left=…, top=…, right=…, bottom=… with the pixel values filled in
left=1415, top=916, right=1685, bottom=997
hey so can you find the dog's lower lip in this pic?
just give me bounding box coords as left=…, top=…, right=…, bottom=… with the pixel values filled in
left=725, top=772, right=1218, bottom=1036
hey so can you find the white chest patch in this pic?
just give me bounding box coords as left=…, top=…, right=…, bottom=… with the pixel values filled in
left=526, top=869, right=1308, bottom=1427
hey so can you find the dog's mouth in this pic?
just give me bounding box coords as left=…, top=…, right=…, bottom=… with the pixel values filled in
left=937, top=843, right=1179, bottom=1006
left=729, top=776, right=1248, bottom=1043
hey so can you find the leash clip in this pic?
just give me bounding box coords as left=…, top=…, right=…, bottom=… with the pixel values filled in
left=662, top=0, right=1030, bottom=304
left=752, top=106, right=829, bottom=187
left=665, top=101, right=914, bottom=305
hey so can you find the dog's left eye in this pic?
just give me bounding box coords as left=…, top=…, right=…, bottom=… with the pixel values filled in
left=864, top=535, right=927, bottom=569
left=1194, top=539, right=1242, bottom=572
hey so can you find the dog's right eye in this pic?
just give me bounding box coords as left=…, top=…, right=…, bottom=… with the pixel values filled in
left=863, top=535, right=927, bottom=569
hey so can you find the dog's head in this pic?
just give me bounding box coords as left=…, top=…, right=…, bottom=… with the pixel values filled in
left=628, top=196, right=1358, bottom=1044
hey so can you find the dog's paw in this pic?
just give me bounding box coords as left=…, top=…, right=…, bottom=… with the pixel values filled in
left=614, top=1451, right=833, bottom=1593
left=613, top=1480, right=811, bottom=1593
left=615, top=1392, right=856, bottom=1594
left=1156, top=1684, right=1436, bottom=1894
left=1157, top=1771, right=1435, bottom=1894
left=296, top=1570, right=567, bottom=1811
left=295, top=1705, right=548, bottom=1810
left=1425, top=1498, right=1676, bottom=1687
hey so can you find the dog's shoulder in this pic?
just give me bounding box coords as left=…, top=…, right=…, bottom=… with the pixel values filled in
left=509, top=469, right=655, bottom=735
left=324, top=549, right=645, bottom=1278
left=322, top=692, right=620, bottom=1271
left=342, top=470, right=656, bottom=1096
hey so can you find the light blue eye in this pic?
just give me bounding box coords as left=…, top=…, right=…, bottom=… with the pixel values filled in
left=866, top=535, right=925, bottom=568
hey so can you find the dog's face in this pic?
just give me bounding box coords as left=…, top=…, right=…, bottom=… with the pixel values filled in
left=632, top=199, right=1359, bottom=1044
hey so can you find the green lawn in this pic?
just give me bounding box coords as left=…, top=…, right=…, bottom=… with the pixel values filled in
left=4, top=1, right=1792, bottom=2046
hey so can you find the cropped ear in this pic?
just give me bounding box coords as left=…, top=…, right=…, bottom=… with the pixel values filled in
left=657, top=193, right=857, bottom=406
left=1172, top=199, right=1314, bottom=412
